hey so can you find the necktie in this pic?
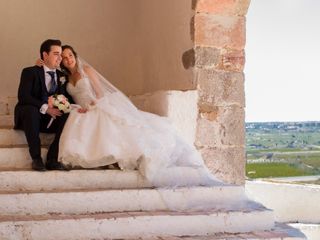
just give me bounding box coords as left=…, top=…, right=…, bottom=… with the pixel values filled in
left=47, top=71, right=57, bottom=95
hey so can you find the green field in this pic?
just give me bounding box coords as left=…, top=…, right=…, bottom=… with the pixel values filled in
left=246, top=123, right=320, bottom=181
left=246, top=162, right=316, bottom=178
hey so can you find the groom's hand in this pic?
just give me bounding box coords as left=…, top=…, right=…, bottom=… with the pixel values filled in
left=46, top=107, right=62, bottom=119
left=35, top=58, right=44, bottom=67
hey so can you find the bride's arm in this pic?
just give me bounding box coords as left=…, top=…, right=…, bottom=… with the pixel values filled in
left=83, top=66, right=103, bottom=99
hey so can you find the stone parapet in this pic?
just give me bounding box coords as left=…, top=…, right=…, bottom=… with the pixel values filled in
left=246, top=180, right=320, bottom=223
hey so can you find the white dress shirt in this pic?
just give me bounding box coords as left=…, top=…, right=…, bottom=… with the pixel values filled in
left=40, top=65, right=57, bottom=114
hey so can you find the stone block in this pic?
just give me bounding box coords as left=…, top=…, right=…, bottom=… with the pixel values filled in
left=195, top=0, right=251, bottom=16
left=195, top=106, right=245, bottom=147
left=220, top=49, right=245, bottom=72
left=200, top=146, right=245, bottom=184
left=196, top=69, right=245, bottom=107
left=195, top=46, right=221, bottom=68
left=195, top=117, right=220, bottom=147
left=195, top=14, right=245, bottom=50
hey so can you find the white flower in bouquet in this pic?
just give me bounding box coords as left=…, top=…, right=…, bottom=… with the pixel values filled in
left=49, top=94, right=71, bottom=113
left=47, top=94, right=71, bottom=128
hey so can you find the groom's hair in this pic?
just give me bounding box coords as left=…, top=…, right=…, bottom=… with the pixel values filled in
left=40, top=39, right=62, bottom=59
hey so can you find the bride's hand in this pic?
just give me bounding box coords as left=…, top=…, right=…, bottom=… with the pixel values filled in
left=35, top=58, right=44, bottom=67
left=78, top=108, right=88, bottom=113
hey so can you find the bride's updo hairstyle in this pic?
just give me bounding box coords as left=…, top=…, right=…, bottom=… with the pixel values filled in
left=60, top=45, right=78, bottom=75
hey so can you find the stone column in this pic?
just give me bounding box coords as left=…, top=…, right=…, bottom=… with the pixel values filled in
left=192, top=0, right=250, bottom=184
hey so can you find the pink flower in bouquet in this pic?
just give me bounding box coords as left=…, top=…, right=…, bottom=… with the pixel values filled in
left=50, top=94, right=71, bottom=113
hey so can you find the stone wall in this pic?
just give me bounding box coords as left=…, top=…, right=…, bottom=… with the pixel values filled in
left=0, top=0, right=194, bottom=97
left=192, top=0, right=250, bottom=184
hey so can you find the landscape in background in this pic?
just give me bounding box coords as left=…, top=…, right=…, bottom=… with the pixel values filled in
left=246, top=121, right=320, bottom=184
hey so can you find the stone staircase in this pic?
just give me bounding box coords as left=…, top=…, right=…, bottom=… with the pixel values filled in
left=0, top=113, right=306, bottom=239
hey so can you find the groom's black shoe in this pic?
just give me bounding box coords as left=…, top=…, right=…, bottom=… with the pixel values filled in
left=32, top=158, right=46, bottom=171
left=46, top=161, right=70, bottom=171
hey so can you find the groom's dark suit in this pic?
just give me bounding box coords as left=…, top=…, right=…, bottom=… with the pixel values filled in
left=14, top=65, right=72, bottom=169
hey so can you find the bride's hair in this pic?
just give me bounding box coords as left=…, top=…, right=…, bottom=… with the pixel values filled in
left=60, top=45, right=78, bottom=75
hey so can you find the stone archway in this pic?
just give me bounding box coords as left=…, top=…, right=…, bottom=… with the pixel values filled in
left=0, top=0, right=250, bottom=184
left=132, top=0, right=250, bottom=184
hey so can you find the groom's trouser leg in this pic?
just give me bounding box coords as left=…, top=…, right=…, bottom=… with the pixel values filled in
left=46, top=113, right=69, bottom=163
left=18, top=105, right=42, bottom=160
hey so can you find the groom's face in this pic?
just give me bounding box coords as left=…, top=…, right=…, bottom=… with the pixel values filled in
left=43, top=45, right=62, bottom=69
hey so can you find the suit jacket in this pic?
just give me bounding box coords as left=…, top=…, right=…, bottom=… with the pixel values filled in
left=14, top=65, right=73, bottom=129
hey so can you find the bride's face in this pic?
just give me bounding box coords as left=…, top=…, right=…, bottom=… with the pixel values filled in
left=62, top=48, right=76, bottom=70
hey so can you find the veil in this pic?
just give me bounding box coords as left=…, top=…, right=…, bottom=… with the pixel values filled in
left=77, top=57, right=118, bottom=95
left=75, top=57, right=144, bottom=123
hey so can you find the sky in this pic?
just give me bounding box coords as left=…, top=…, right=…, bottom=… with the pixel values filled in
left=245, top=0, right=320, bottom=122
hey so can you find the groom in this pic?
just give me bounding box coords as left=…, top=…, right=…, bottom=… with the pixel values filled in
left=14, top=39, right=72, bottom=171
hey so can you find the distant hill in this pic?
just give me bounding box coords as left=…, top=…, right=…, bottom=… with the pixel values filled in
left=246, top=121, right=320, bottom=151
left=246, top=121, right=320, bottom=132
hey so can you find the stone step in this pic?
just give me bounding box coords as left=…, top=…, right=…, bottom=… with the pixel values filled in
left=0, top=148, right=47, bottom=169
left=0, top=97, right=16, bottom=116
left=0, top=186, right=251, bottom=216
left=0, top=169, right=148, bottom=191
left=0, top=115, right=13, bottom=129
left=0, top=208, right=275, bottom=240
left=0, top=128, right=54, bottom=147
left=0, top=169, right=237, bottom=192
left=169, top=223, right=306, bottom=240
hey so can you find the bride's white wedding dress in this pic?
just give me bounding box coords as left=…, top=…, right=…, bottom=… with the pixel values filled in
left=58, top=69, right=222, bottom=187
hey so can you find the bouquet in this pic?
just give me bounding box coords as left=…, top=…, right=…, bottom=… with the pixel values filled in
left=47, top=94, right=72, bottom=128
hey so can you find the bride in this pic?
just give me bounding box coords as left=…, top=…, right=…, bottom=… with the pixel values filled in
left=57, top=45, right=223, bottom=187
